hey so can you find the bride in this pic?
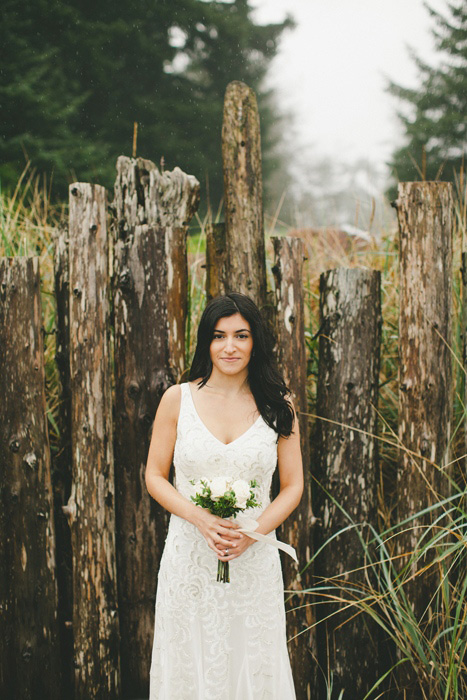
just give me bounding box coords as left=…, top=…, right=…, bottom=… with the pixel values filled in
left=145, top=292, right=304, bottom=699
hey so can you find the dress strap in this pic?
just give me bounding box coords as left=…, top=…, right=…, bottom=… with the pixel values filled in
left=176, top=382, right=189, bottom=428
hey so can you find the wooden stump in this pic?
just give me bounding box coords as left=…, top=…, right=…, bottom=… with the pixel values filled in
left=0, top=256, right=62, bottom=699
left=314, top=267, right=381, bottom=699
left=65, top=183, right=120, bottom=698
left=112, top=156, right=200, bottom=696
left=52, top=224, right=74, bottom=695
left=222, top=81, right=267, bottom=310
left=272, top=236, right=317, bottom=700
left=395, top=181, right=454, bottom=697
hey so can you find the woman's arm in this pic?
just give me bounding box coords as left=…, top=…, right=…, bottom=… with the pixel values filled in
left=144, top=385, right=241, bottom=557
left=221, top=403, right=304, bottom=561
left=255, top=407, right=304, bottom=536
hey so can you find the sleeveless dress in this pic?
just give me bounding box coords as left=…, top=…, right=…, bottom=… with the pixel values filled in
left=149, top=382, right=296, bottom=700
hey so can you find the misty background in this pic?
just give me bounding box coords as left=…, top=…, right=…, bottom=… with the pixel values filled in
left=1, top=0, right=465, bottom=231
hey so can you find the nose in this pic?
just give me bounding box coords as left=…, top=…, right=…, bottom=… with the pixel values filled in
left=224, top=336, right=235, bottom=353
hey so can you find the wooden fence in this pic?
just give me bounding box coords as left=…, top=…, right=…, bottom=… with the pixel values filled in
left=0, top=79, right=456, bottom=700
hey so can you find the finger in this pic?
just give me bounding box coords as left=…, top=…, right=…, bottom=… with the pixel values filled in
left=217, top=536, right=238, bottom=548
left=210, top=541, right=230, bottom=557
left=217, top=548, right=237, bottom=561
left=218, top=526, right=242, bottom=539
left=218, top=519, right=240, bottom=529
left=222, top=533, right=243, bottom=544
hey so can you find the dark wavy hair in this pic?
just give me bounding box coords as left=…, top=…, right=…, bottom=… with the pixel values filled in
left=188, top=292, right=294, bottom=438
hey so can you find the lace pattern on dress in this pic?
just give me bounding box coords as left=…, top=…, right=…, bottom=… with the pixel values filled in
left=149, top=383, right=296, bottom=700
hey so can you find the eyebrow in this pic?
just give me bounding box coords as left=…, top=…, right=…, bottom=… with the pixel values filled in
left=213, top=328, right=250, bottom=333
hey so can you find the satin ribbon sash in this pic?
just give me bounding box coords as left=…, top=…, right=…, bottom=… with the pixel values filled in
left=234, top=515, right=298, bottom=563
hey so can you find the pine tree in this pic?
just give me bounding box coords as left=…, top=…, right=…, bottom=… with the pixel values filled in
left=387, top=1, right=467, bottom=190
left=0, top=0, right=292, bottom=206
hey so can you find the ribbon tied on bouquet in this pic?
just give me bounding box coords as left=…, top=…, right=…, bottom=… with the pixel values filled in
left=234, top=514, right=298, bottom=563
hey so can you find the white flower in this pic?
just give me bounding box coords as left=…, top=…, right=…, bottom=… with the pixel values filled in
left=192, top=479, right=203, bottom=493
left=231, top=479, right=251, bottom=509
left=209, top=476, right=230, bottom=501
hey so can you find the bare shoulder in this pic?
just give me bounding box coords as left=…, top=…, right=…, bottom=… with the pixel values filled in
left=157, top=383, right=182, bottom=422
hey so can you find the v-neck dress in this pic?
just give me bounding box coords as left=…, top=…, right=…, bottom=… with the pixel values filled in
left=149, top=382, right=296, bottom=699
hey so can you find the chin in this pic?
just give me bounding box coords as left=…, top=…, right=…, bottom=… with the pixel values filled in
left=217, top=362, right=246, bottom=373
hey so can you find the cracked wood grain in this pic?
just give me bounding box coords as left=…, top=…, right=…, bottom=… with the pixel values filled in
left=222, top=81, right=267, bottom=310
left=314, top=267, right=382, bottom=699
left=0, top=256, right=61, bottom=699
left=112, top=156, right=200, bottom=695
left=394, top=182, right=453, bottom=696
left=66, top=183, right=121, bottom=698
left=272, top=236, right=317, bottom=700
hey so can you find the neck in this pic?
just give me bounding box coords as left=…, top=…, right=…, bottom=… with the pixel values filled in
left=205, top=367, right=250, bottom=395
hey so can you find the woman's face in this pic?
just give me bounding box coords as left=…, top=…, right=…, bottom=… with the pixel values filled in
left=209, top=313, right=254, bottom=377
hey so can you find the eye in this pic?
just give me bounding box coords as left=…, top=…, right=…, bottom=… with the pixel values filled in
left=237, top=334, right=248, bottom=339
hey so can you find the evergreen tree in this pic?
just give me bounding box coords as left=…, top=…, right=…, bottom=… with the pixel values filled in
left=0, top=0, right=292, bottom=206
left=387, top=1, right=467, bottom=192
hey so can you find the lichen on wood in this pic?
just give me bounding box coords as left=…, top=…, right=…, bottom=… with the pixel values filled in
left=314, top=266, right=382, bottom=698
left=395, top=181, right=453, bottom=627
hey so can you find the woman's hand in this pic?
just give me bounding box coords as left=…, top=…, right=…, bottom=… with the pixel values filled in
left=192, top=508, right=243, bottom=558
left=218, top=528, right=255, bottom=562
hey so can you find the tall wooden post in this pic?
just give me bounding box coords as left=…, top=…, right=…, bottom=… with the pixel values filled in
left=65, top=183, right=121, bottom=698
left=222, top=81, right=267, bottom=310
left=395, top=182, right=453, bottom=697
left=0, top=257, right=62, bottom=699
left=52, top=225, right=74, bottom=695
left=272, top=236, right=317, bottom=700
left=112, top=156, right=200, bottom=696
left=314, top=267, right=381, bottom=699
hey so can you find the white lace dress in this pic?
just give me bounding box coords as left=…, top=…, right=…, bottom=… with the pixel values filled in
left=149, top=382, right=296, bottom=699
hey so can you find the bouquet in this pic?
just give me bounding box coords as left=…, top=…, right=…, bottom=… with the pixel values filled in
left=190, top=476, right=261, bottom=583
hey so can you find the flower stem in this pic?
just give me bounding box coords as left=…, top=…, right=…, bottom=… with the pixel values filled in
left=217, top=560, right=230, bottom=583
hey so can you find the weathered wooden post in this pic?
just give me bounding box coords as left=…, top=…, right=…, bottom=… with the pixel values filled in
left=272, top=236, right=317, bottom=700
left=314, top=268, right=381, bottom=698
left=394, top=182, right=453, bottom=697
left=112, top=156, right=200, bottom=696
left=52, top=224, right=74, bottom=694
left=64, top=183, right=121, bottom=698
left=0, top=257, right=62, bottom=699
left=221, top=80, right=267, bottom=310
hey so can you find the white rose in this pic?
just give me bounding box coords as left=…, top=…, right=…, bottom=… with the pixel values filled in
left=209, top=476, right=230, bottom=501
left=192, top=479, right=203, bottom=494
left=231, top=479, right=251, bottom=509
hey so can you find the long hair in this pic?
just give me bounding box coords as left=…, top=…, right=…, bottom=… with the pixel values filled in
left=188, top=292, right=294, bottom=438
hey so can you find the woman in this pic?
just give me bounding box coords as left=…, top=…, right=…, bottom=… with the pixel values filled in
left=145, top=292, right=304, bottom=699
